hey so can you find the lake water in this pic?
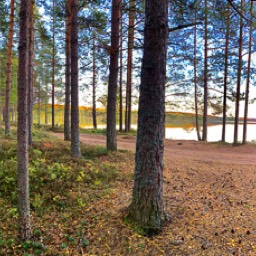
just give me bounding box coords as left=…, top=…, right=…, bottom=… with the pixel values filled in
left=165, top=124, right=256, bottom=143
left=82, top=124, right=256, bottom=144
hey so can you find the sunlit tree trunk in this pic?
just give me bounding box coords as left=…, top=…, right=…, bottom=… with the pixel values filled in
left=64, top=0, right=71, bottom=141
left=106, top=0, right=121, bottom=151
left=17, top=0, right=32, bottom=241
left=222, top=5, right=230, bottom=143
left=127, top=0, right=168, bottom=235
left=242, top=1, right=253, bottom=144
left=4, top=0, right=15, bottom=137
left=234, top=0, right=244, bottom=145
left=125, top=0, right=135, bottom=132
left=45, top=100, right=48, bottom=124
left=202, top=0, right=208, bottom=142
left=70, top=0, right=81, bottom=157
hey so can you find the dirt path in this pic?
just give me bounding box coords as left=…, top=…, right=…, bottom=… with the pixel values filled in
left=51, top=132, right=256, bottom=255
left=53, top=133, right=256, bottom=165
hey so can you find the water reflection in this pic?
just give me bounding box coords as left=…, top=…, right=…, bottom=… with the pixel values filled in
left=165, top=124, right=256, bottom=143
left=82, top=124, right=256, bottom=143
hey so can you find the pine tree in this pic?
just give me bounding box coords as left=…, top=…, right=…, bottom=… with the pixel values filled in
left=70, top=0, right=81, bottom=158
left=106, top=0, right=121, bottom=151
left=127, top=0, right=169, bottom=235
left=17, top=0, right=32, bottom=240
left=4, top=0, right=15, bottom=137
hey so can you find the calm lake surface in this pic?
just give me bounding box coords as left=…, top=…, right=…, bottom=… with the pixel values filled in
left=165, top=124, right=256, bottom=143
left=83, top=124, right=256, bottom=144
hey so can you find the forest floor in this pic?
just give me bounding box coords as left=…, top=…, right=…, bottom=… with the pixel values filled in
left=1, top=128, right=256, bottom=255
left=53, top=132, right=256, bottom=255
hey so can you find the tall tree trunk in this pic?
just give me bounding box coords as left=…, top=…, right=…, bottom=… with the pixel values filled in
left=202, top=0, right=208, bottom=142
left=28, top=0, right=34, bottom=145
left=119, top=4, right=123, bottom=132
left=127, top=0, right=168, bottom=235
left=125, top=0, right=135, bottom=132
left=44, top=77, right=48, bottom=124
left=70, top=0, right=81, bottom=158
left=3, top=107, right=5, bottom=122
left=242, top=1, right=253, bottom=144
left=92, top=35, right=97, bottom=129
left=37, top=81, right=41, bottom=125
left=12, top=105, right=15, bottom=123
left=106, top=0, right=120, bottom=151
left=222, top=4, right=230, bottom=143
left=64, top=0, right=71, bottom=141
left=193, top=15, right=201, bottom=142
left=234, top=0, right=244, bottom=145
left=45, top=102, right=48, bottom=124
left=51, top=0, right=55, bottom=130
left=17, top=0, right=32, bottom=240
left=4, top=0, right=15, bottom=137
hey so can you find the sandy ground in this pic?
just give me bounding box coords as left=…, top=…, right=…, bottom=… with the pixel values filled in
left=53, top=133, right=256, bottom=255
left=54, top=133, right=256, bottom=165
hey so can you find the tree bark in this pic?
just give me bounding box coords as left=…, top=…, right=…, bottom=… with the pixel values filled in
left=202, top=0, right=208, bottom=142
left=193, top=14, right=201, bottom=141
left=92, top=34, right=97, bottom=129
left=234, top=0, right=244, bottom=145
left=127, top=0, right=168, bottom=235
left=4, top=0, right=15, bottom=137
left=70, top=0, right=81, bottom=158
left=125, top=0, right=135, bottom=132
left=106, top=0, right=120, bottom=151
left=45, top=100, right=48, bottom=124
left=222, top=5, right=230, bottom=143
left=28, top=0, right=34, bottom=145
left=37, top=80, right=41, bottom=125
left=12, top=105, right=15, bottom=123
left=242, top=1, right=253, bottom=144
left=119, top=5, right=123, bottom=132
left=51, top=0, right=55, bottom=130
left=64, top=0, right=71, bottom=141
left=17, top=0, right=32, bottom=241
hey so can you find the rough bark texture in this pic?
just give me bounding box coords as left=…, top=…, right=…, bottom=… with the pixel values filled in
left=234, top=0, right=243, bottom=145
left=106, top=0, right=120, bottom=151
left=242, top=1, right=253, bottom=144
left=64, top=0, right=71, bottom=141
left=4, top=0, right=15, bottom=137
left=125, top=0, right=135, bottom=132
left=70, top=0, right=81, bottom=158
left=222, top=5, right=230, bottom=143
left=127, top=0, right=168, bottom=235
left=202, top=0, right=208, bottom=142
left=92, top=35, right=97, bottom=129
left=28, top=0, right=34, bottom=145
left=17, top=0, right=32, bottom=241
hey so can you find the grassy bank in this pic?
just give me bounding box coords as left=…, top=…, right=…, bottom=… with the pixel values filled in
left=28, top=105, right=225, bottom=129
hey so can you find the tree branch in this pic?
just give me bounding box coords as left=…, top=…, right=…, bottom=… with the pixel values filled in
left=226, top=0, right=250, bottom=21
left=169, top=22, right=203, bottom=33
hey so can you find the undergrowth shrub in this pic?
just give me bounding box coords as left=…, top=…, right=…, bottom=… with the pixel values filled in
left=0, top=140, right=121, bottom=211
